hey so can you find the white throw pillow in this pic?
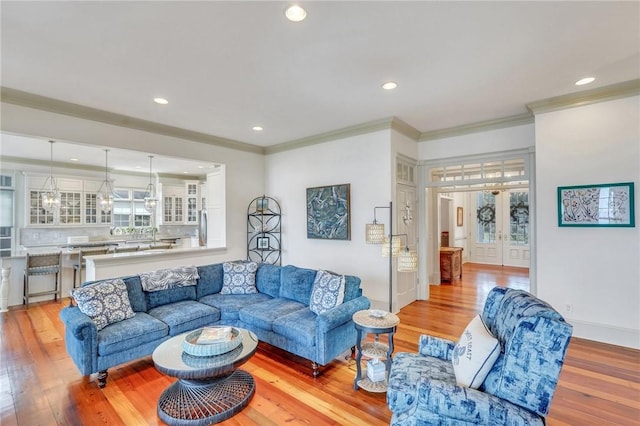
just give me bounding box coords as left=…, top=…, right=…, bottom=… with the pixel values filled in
left=452, top=314, right=500, bottom=389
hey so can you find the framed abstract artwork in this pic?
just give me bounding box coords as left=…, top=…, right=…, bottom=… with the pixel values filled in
left=306, top=184, right=351, bottom=240
left=557, top=182, right=635, bottom=227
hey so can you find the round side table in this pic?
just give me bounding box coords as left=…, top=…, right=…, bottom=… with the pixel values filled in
left=352, top=309, right=400, bottom=392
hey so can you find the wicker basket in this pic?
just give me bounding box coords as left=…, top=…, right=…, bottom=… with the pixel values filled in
left=182, top=327, right=242, bottom=357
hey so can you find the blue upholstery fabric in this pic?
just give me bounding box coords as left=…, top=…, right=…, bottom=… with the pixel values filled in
left=239, top=298, right=306, bottom=331
left=145, top=285, right=196, bottom=309
left=273, top=308, right=317, bottom=347
left=196, top=263, right=224, bottom=298
left=256, top=263, right=282, bottom=298
left=199, top=293, right=272, bottom=321
left=97, top=312, right=168, bottom=356
left=148, top=300, right=219, bottom=336
left=343, top=275, right=362, bottom=302
left=122, top=276, right=147, bottom=312
left=387, top=287, right=572, bottom=425
left=279, top=265, right=316, bottom=304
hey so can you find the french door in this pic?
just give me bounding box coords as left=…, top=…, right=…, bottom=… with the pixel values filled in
left=470, top=190, right=530, bottom=267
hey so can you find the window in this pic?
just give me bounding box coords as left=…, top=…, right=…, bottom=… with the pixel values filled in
left=112, top=188, right=151, bottom=227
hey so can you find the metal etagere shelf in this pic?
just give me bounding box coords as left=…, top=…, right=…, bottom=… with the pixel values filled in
left=247, top=196, right=281, bottom=265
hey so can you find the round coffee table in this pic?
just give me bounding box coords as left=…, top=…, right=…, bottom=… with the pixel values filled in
left=152, top=328, right=258, bottom=425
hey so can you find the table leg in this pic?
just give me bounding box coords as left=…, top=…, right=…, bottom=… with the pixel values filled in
left=158, top=370, right=254, bottom=425
left=353, top=328, right=363, bottom=390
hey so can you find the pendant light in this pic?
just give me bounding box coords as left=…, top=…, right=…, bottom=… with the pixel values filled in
left=144, top=155, right=157, bottom=212
left=96, top=149, right=115, bottom=213
left=41, top=140, right=61, bottom=212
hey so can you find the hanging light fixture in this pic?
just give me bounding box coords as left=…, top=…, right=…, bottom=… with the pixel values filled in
left=41, top=140, right=61, bottom=212
left=144, top=155, right=157, bottom=212
left=97, top=149, right=115, bottom=213
left=381, top=236, right=402, bottom=257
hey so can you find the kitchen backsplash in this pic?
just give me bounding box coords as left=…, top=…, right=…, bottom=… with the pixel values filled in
left=19, top=225, right=197, bottom=247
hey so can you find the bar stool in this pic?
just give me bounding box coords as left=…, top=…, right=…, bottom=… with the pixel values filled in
left=23, top=251, right=62, bottom=308
left=73, top=247, right=111, bottom=288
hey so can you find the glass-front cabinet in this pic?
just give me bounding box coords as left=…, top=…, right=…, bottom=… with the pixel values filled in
left=27, top=176, right=83, bottom=226
left=185, top=181, right=199, bottom=224
left=162, top=185, right=184, bottom=224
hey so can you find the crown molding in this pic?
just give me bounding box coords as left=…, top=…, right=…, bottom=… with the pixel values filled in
left=526, top=79, right=640, bottom=115
left=419, top=113, right=534, bottom=142
left=0, top=87, right=264, bottom=155
left=265, top=117, right=393, bottom=155
left=390, top=117, right=421, bottom=140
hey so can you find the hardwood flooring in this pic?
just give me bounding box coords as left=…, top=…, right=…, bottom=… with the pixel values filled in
left=1, top=263, right=638, bottom=425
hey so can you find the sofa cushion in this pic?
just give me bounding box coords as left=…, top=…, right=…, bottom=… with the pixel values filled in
left=148, top=300, right=220, bottom=336
left=343, top=276, right=362, bottom=302
left=71, top=278, right=136, bottom=331
left=239, top=298, right=307, bottom=331
left=196, top=263, right=224, bottom=298
left=309, top=270, right=345, bottom=315
left=279, top=265, right=316, bottom=304
left=121, top=275, right=147, bottom=312
left=222, top=261, right=258, bottom=294
left=140, top=266, right=199, bottom=292
left=272, top=308, right=317, bottom=347
left=199, top=293, right=272, bottom=321
left=452, top=315, right=500, bottom=389
left=145, top=286, right=197, bottom=310
left=256, top=263, right=282, bottom=298
left=97, top=312, right=168, bottom=356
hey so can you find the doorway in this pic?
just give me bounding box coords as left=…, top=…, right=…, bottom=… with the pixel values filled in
left=469, top=189, right=530, bottom=267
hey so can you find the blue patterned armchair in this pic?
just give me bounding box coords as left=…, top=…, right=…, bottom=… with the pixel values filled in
left=387, top=287, right=572, bottom=425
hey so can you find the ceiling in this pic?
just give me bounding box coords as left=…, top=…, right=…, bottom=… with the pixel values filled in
left=1, top=1, right=639, bottom=173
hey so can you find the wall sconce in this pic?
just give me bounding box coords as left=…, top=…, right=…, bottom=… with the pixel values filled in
left=365, top=201, right=418, bottom=313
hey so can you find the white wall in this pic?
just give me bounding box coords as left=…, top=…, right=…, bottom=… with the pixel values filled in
left=265, top=130, right=393, bottom=308
left=535, top=96, right=640, bottom=348
left=419, top=123, right=534, bottom=159
left=1, top=102, right=265, bottom=262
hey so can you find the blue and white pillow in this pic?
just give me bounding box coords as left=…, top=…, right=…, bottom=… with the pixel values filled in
left=452, top=314, right=501, bottom=389
left=221, top=261, right=258, bottom=294
left=309, top=270, right=345, bottom=315
left=70, top=278, right=135, bottom=331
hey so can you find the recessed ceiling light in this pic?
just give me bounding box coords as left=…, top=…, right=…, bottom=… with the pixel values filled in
left=252, top=126, right=264, bottom=132
left=153, top=97, right=169, bottom=105
left=285, top=5, right=307, bottom=22
left=197, top=165, right=205, bottom=169
left=69, top=158, right=79, bottom=162
left=183, top=171, right=189, bottom=174
left=575, top=77, right=595, bottom=86
left=382, top=81, right=398, bottom=90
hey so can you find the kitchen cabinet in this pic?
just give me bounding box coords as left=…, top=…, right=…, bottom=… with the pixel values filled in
left=27, top=176, right=82, bottom=226
left=185, top=181, right=199, bottom=224
left=162, top=185, right=184, bottom=224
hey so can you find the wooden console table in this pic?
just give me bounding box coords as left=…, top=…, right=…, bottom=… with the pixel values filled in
left=440, top=247, right=463, bottom=283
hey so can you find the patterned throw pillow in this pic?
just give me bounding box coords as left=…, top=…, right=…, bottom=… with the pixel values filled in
left=70, top=278, right=136, bottom=331
left=221, top=261, right=258, bottom=294
left=452, top=314, right=501, bottom=389
left=309, top=270, right=345, bottom=315
left=140, top=266, right=199, bottom=292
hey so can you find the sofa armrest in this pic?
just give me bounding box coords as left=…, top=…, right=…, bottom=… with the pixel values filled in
left=59, top=306, right=99, bottom=375
left=418, top=334, right=456, bottom=360
left=316, top=296, right=371, bottom=333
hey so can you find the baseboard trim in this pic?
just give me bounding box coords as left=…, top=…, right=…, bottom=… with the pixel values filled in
left=567, top=318, right=639, bottom=350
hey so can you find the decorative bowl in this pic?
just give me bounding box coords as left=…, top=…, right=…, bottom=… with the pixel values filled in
left=182, top=327, right=242, bottom=357
left=369, top=310, right=387, bottom=318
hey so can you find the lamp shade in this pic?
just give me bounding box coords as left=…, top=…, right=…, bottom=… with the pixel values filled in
left=365, top=223, right=385, bottom=244
left=398, top=248, right=418, bottom=272
left=381, top=236, right=402, bottom=257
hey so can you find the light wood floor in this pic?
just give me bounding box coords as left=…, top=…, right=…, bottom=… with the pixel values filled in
left=1, top=263, right=638, bottom=425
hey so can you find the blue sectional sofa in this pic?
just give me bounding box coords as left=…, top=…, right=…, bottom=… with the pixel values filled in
left=59, top=262, right=370, bottom=387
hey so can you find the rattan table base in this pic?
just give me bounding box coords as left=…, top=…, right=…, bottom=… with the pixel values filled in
left=157, top=370, right=255, bottom=426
